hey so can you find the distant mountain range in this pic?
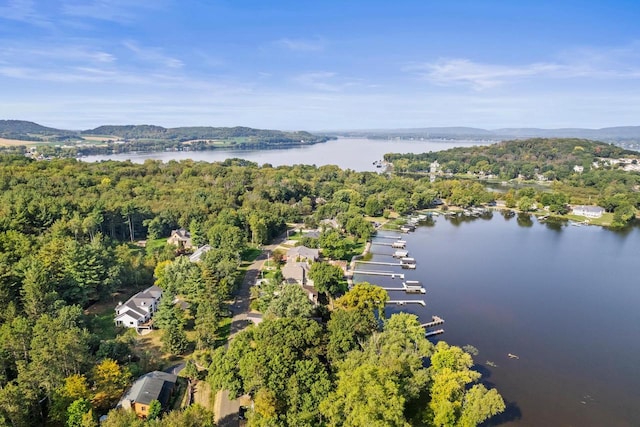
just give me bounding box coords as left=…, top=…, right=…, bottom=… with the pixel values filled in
left=3, top=120, right=640, bottom=153
left=330, top=126, right=640, bottom=142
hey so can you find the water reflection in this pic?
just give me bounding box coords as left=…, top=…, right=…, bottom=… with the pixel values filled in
left=516, top=213, right=533, bottom=227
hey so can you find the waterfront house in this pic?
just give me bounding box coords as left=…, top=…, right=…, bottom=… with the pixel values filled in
left=118, top=371, right=177, bottom=418
left=572, top=205, right=605, bottom=218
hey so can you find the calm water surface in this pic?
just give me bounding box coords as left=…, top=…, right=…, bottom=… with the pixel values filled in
left=82, top=137, right=486, bottom=171
left=355, top=215, right=640, bottom=426
left=86, top=138, right=639, bottom=425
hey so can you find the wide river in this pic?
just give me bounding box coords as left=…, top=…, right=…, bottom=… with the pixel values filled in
left=85, top=138, right=639, bottom=425
left=355, top=215, right=640, bottom=426
left=82, top=137, right=486, bottom=171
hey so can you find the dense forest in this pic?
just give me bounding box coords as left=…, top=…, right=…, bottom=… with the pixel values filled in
left=0, top=155, right=509, bottom=426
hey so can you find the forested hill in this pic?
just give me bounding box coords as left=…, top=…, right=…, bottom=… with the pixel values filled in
left=385, top=138, right=639, bottom=178
left=0, top=120, right=331, bottom=146
left=0, top=120, right=75, bottom=140
left=82, top=124, right=324, bottom=143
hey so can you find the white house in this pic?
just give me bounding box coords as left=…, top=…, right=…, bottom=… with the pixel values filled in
left=115, top=285, right=163, bottom=329
left=572, top=205, right=605, bottom=218
left=430, top=160, right=440, bottom=173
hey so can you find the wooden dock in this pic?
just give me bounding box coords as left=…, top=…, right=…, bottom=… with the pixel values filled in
left=352, top=270, right=404, bottom=279
left=355, top=260, right=402, bottom=267
left=421, top=316, right=444, bottom=328
left=376, top=235, right=403, bottom=240
left=425, top=329, right=445, bottom=337
left=380, top=286, right=426, bottom=294
left=386, top=300, right=426, bottom=306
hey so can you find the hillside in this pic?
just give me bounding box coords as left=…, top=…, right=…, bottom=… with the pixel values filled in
left=330, top=126, right=640, bottom=151
left=0, top=120, right=76, bottom=141
left=82, top=124, right=323, bottom=143
left=0, top=120, right=332, bottom=155
left=385, top=138, right=639, bottom=179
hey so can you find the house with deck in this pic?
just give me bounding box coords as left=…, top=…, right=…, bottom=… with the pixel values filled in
left=114, top=285, right=163, bottom=330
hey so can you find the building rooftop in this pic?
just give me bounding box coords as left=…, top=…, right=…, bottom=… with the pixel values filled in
left=121, top=371, right=177, bottom=407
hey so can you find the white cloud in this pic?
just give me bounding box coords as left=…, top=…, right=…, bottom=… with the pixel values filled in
left=293, top=71, right=363, bottom=92
left=60, top=0, right=166, bottom=24
left=276, top=37, right=325, bottom=52
left=0, top=0, right=53, bottom=28
left=407, top=59, right=568, bottom=89
left=408, top=48, right=640, bottom=90
left=122, top=40, right=183, bottom=69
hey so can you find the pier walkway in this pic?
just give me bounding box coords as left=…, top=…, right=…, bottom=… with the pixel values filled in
left=352, top=270, right=404, bottom=279
left=387, top=300, right=426, bottom=306
left=421, top=316, right=444, bottom=328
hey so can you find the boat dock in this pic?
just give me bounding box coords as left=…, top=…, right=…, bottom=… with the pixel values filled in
left=355, top=261, right=403, bottom=267
left=421, top=316, right=444, bottom=328
left=387, top=300, right=426, bottom=306
left=352, top=270, right=404, bottom=279
left=377, top=235, right=403, bottom=240
left=393, top=250, right=409, bottom=258
left=380, top=286, right=426, bottom=294
left=373, top=240, right=407, bottom=248
left=425, top=329, right=445, bottom=337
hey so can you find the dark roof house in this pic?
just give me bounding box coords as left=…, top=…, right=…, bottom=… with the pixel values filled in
left=119, top=371, right=177, bottom=418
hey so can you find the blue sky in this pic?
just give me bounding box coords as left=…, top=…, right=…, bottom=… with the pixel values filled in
left=1, top=0, right=640, bottom=130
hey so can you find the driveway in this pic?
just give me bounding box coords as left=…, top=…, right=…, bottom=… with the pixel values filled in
left=214, top=233, right=289, bottom=426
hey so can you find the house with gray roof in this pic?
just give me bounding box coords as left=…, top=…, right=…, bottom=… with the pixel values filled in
left=115, top=285, right=163, bottom=330
left=119, top=371, right=177, bottom=418
left=572, top=205, right=605, bottom=218
left=281, top=262, right=314, bottom=286
left=287, top=246, right=320, bottom=262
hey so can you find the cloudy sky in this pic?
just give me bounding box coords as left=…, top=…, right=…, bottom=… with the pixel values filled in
left=1, top=0, right=640, bottom=130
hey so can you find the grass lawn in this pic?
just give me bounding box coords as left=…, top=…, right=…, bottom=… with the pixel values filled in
left=133, top=329, right=188, bottom=370
left=241, top=247, right=261, bottom=262
left=193, top=381, right=214, bottom=410
left=563, top=212, right=614, bottom=226
left=145, top=237, right=168, bottom=252
left=84, top=297, right=128, bottom=341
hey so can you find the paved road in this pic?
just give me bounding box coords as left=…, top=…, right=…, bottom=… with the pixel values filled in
left=215, top=236, right=287, bottom=427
